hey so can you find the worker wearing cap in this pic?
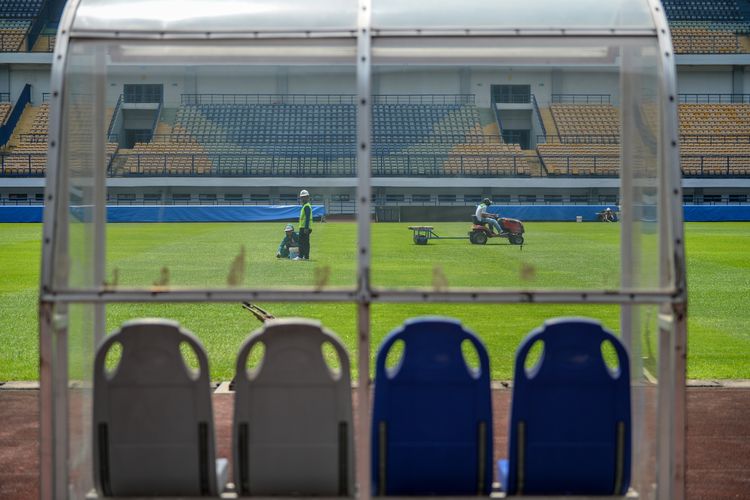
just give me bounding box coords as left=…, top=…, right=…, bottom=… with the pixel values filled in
left=276, top=224, right=300, bottom=258
left=475, top=198, right=503, bottom=235
left=298, top=189, right=313, bottom=260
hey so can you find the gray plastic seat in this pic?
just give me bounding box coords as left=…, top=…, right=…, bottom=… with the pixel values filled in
left=233, top=318, right=354, bottom=496
left=92, top=319, right=228, bottom=497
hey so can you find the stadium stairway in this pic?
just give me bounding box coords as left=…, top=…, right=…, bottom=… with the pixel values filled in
left=157, top=107, right=178, bottom=131
left=477, top=107, right=498, bottom=131
left=538, top=106, right=559, bottom=139
left=4, top=103, right=37, bottom=150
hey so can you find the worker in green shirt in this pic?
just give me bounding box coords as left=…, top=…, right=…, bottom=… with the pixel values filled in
left=297, top=189, right=313, bottom=260
left=276, top=224, right=300, bottom=258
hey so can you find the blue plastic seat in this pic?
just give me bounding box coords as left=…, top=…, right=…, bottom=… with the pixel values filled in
left=371, top=317, right=493, bottom=496
left=499, top=318, right=631, bottom=496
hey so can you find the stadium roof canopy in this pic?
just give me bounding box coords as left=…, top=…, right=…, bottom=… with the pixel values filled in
left=41, top=2, right=686, bottom=500
left=71, top=0, right=657, bottom=34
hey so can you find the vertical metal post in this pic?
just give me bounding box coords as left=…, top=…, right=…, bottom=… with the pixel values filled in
left=53, top=303, right=70, bottom=500
left=38, top=302, right=55, bottom=500
left=356, top=1, right=372, bottom=499
left=620, top=43, right=648, bottom=498
left=648, top=0, right=689, bottom=497
left=94, top=46, right=107, bottom=347
left=619, top=46, right=636, bottom=356
left=39, top=1, right=81, bottom=498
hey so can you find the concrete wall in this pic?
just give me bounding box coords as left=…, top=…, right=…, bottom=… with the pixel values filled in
left=554, top=70, right=620, bottom=104
left=375, top=68, right=461, bottom=95
left=676, top=67, right=733, bottom=95
left=7, top=66, right=50, bottom=104
left=469, top=69, right=551, bottom=107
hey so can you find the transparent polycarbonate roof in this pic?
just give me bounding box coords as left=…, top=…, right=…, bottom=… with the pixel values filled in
left=372, top=0, right=656, bottom=32
left=72, top=0, right=359, bottom=34
left=71, top=0, right=656, bottom=35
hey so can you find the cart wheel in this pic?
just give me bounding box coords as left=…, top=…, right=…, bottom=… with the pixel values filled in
left=509, top=234, right=524, bottom=245
left=414, top=234, right=429, bottom=245
left=471, top=231, right=488, bottom=245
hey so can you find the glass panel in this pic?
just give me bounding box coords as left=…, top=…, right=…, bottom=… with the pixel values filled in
left=61, top=37, right=358, bottom=496
left=370, top=36, right=665, bottom=293
left=63, top=39, right=357, bottom=292
left=373, top=0, right=655, bottom=31
left=68, top=303, right=95, bottom=500
left=630, top=302, right=660, bottom=498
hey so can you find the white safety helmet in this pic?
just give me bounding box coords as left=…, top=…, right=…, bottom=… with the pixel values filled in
left=284, top=224, right=294, bottom=232
left=299, top=189, right=309, bottom=198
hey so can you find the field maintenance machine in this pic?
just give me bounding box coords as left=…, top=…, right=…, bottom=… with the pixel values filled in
left=468, top=216, right=525, bottom=245
left=409, top=216, right=524, bottom=246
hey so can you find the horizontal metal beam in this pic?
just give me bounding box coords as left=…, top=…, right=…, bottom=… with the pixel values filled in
left=68, top=29, right=657, bottom=40
left=373, top=289, right=682, bottom=304
left=40, top=287, right=682, bottom=304
left=40, top=288, right=358, bottom=303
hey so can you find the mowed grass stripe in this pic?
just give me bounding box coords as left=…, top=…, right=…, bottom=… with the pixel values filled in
left=683, top=222, right=750, bottom=379
left=0, top=222, right=748, bottom=380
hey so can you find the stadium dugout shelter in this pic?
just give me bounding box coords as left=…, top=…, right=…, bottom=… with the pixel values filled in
left=39, top=0, right=687, bottom=498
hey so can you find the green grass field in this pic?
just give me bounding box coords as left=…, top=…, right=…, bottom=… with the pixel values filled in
left=1, top=221, right=749, bottom=381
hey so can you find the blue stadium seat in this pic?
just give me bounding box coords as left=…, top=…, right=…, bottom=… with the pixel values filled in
left=371, top=317, right=493, bottom=496
left=499, top=317, right=631, bottom=496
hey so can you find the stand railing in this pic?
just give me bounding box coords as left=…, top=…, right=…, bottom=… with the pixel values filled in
left=0, top=153, right=47, bottom=176
left=112, top=152, right=528, bottom=177
left=679, top=93, right=750, bottom=104
left=680, top=134, right=750, bottom=144
left=180, top=94, right=476, bottom=106
left=551, top=94, right=611, bottom=104
left=537, top=134, right=620, bottom=145
left=127, top=133, right=509, bottom=145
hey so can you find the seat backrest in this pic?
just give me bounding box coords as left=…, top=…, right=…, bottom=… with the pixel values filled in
left=233, top=318, right=354, bottom=496
left=506, top=317, right=631, bottom=495
left=371, top=317, right=493, bottom=495
left=93, top=319, right=221, bottom=497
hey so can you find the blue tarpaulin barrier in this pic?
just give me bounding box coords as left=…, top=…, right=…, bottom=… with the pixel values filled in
left=2, top=204, right=749, bottom=222
left=486, top=205, right=615, bottom=222
left=682, top=205, right=750, bottom=222
left=485, top=205, right=750, bottom=222
left=0, top=206, right=43, bottom=222
left=0, top=205, right=326, bottom=223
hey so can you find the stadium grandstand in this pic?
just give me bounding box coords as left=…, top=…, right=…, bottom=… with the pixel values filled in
left=0, top=0, right=750, bottom=213
left=1, top=0, right=749, bottom=213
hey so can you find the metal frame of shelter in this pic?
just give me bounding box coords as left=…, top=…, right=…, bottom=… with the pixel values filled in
left=39, top=0, right=687, bottom=498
